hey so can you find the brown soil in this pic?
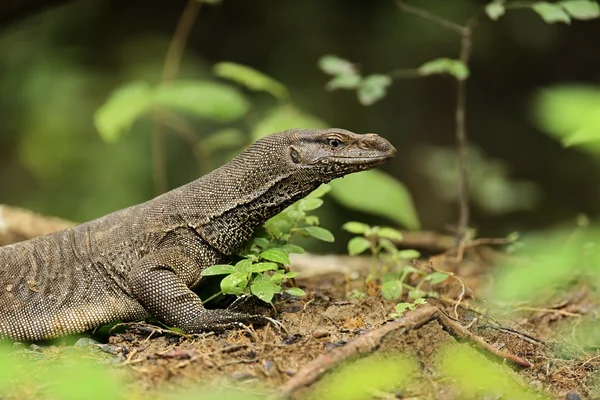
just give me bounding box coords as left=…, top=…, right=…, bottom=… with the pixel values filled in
left=100, top=247, right=597, bottom=399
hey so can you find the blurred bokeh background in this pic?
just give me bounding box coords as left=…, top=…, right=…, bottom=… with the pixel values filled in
left=1, top=0, right=600, bottom=251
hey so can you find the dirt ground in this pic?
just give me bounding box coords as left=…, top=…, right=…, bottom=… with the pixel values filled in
left=1, top=205, right=598, bottom=399
left=100, top=247, right=597, bottom=399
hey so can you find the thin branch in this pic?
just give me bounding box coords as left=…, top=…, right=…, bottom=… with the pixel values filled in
left=454, top=19, right=474, bottom=246
left=396, top=1, right=466, bottom=35
left=152, top=0, right=203, bottom=195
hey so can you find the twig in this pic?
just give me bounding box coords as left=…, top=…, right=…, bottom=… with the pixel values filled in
left=396, top=1, right=466, bottom=35
left=437, top=312, right=531, bottom=368
left=280, top=305, right=438, bottom=398
left=153, top=0, right=203, bottom=195
left=397, top=2, right=484, bottom=248
left=279, top=305, right=531, bottom=398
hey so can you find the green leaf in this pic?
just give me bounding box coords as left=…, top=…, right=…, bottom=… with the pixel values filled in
left=271, top=272, right=284, bottom=283
left=286, top=210, right=306, bottom=222
left=281, top=244, right=306, bottom=254
left=260, top=249, right=291, bottom=265
left=154, top=80, right=249, bottom=121
left=485, top=1, right=506, bottom=20
left=342, top=221, right=371, bottom=234
left=201, top=128, right=246, bottom=153
left=326, top=74, right=362, bottom=91
left=284, top=271, right=299, bottom=278
left=533, top=85, right=600, bottom=145
left=309, top=184, right=331, bottom=198
left=329, top=169, right=421, bottom=230
left=560, top=0, right=600, bottom=19
left=397, top=249, right=421, bottom=260
left=318, top=55, right=358, bottom=76
left=418, top=58, right=470, bottom=81
left=252, top=237, right=271, bottom=250
left=377, top=227, right=404, bottom=241
left=285, top=287, right=306, bottom=297
left=201, top=264, right=235, bottom=276
left=251, top=106, right=329, bottom=141
left=249, top=262, right=279, bottom=273
left=532, top=2, right=571, bottom=24
left=348, top=237, right=372, bottom=256
left=357, top=74, right=392, bottom=106
left=408, top=289, right=426, bottom=300
left=395, top=302, right=415, bottom=314
left=425, top=271, right=450, bottom=284
left=94, top=81, right=153, bottom=143
left=265, top=219, right=292, bottom=239
left=213, top=62, right=289, bottom=101
left=301, top=226, right=335, bottom=242
left=234, top=259, right=254, bottom=273
left=220, top=272, right=249, bottom=295
left=304, top=215, right=320, bottom=226
left=298, top=198, right=324, bottom=211
left=382, top=280, right=404, bottom=301
left=250, top=276, right=278, bottom=303
left=379, top=238, right=398, bottom=253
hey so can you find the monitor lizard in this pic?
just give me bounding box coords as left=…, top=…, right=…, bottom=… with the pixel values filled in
left=0, top=128, right=396, bottom=341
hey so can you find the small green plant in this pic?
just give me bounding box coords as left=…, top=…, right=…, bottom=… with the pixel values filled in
left=201, top=184, right=333, bottom=304
left=343, top=221, right=449, bottom=316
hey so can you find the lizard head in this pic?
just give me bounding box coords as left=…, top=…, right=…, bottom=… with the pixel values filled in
left=287, top=128, right=397, bottom=182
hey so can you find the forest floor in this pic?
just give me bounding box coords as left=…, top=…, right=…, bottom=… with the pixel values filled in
left=0, top=205, right=598, bottom=399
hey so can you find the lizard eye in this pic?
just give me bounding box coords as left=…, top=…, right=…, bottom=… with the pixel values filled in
left=328, top=138, right=342, bottom=149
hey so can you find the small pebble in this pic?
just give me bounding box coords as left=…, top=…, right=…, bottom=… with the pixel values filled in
left=313, top=330, right=330, bottom=339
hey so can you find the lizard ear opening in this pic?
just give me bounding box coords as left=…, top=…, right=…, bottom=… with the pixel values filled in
left=290, top=146, right=301, bottom=164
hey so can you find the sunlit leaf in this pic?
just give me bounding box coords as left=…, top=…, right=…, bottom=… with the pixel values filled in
left=326, top=74, right=362, bottom=90
left=285, top=287, right=306, bottom=297
left=249, top=262, right=279, bottom=273
left=377, top=227, right=404, bottom=241
left=260, top=249, right=291, bottom=265
left=154, top=80, right=249, bottom=121
left=342, top=221, right=371, bottom=234
left=94, top=81, right=153, bottom=143
left=298, top=197, right=323, bottom=211
left=357, top=74, right=391, bottom=105
left=250, top=275, right=279, bottom=303
left=300, top=226, right=335, bottom=242
left=201, top=264, right=235, bottom=276
left=532, top=2, right=571, bottom=24
left=425, top=271, right=450, bottom=284
left=418, top=58, right=470, bottom=80
left=533, top=85, right=600, bottom=146
left=281, top=244, right=306, bottom=254
left=234, top=259, right=253, bottom=273
left=309, top=184, right=331, bottom=198
left=318, top=55, right=358, bottom=76
left=251, top=106, right=329, bottom=141
left=559, top=0, right=599, bottom=20
left=398, top=249, right=421, bottom=260
left=381, top=280, right=404, bottom=300
left=348, top=236, right=372, bottom=255
left=485, top=1, right=506, bottom=20
left=330, top=169, right=421, bottom=229
left=214, top=62, right=289, bottom=101
left=220, top=272, right=248, bottom=295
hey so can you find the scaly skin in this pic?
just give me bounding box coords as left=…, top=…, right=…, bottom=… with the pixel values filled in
left=0, top=128, right=396, bottom=341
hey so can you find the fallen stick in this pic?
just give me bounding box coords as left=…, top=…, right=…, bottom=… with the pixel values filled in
left=279, top=305, right=531, bottom=399
left=0, top=204, right=75, bottom=245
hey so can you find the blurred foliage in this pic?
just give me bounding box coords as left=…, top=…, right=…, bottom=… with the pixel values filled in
left=307, top=353, right=419, bottom=400
left=437, top=343, right=547, bottom=399
left=534, top=85, right=600, bottom=149
left=487, top=223, right=600, bottom=305
left=414, top=145, right=542, bottom=215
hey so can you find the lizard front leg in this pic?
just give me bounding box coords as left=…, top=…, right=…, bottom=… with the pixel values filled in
left=128, top=248, right=268, bottom=332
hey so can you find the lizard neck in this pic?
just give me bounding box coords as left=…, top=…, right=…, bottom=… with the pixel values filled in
left=163, top=134, right=321, bottom=255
